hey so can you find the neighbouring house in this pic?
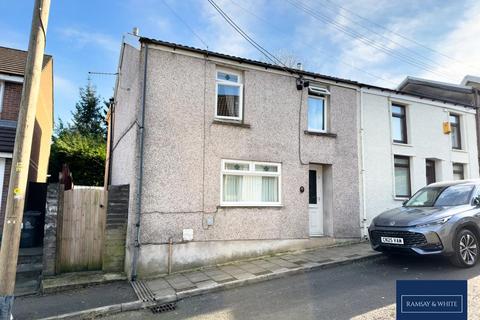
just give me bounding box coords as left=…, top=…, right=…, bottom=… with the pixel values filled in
left=398, top=76, right=480, bottom=167
left=360, top=82, right=479, bottom=234
left=0, top=46, right=54, bottom=237
left=107, top=38, right=480, bottom=278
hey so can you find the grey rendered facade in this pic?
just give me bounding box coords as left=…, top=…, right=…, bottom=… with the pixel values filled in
left=109, top=39, right=362, bottom=278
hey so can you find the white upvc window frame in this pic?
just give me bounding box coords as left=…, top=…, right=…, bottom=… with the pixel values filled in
left=0, top=81, right=4, bottom=113
left=215, top=69, right=243, bottom=121
left=220, top=159, right=282, bottom=207
left=307, top=86, right=329, bottom=133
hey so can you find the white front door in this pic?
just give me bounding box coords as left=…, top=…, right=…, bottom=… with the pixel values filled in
left=309, top=165, right=323, bottom=236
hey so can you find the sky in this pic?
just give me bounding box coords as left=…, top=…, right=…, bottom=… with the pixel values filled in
left=1, top=0, right=479, bottom=124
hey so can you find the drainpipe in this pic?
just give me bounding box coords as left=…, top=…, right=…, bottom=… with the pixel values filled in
left=131, top=43, right=149, bottom=281
left=473, top=88, right=480, bottom=172
left=359, top=88, right=368, bottom=238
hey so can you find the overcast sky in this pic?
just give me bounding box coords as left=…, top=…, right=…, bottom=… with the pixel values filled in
left=1, top=0, right=479, bottom=123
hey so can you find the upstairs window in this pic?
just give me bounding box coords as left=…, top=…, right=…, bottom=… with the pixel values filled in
left=221, top=160, right=281, bottom=206
left=391, top=104, right=407, bottom=144
left=450, top=114, right=461, bottom=150
left=307, top=86, right=329, bottom=132
left=215, top=70, right=243, bottom=121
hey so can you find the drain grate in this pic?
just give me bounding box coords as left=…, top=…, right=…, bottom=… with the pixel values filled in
left=150, top=302, right=177, bottom=314
left=130, top=280, right=155, bottom=302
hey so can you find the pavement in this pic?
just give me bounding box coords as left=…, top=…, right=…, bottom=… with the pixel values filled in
left=104, top=254, right=480, bottom=320
left=11, top=241, right=379, bottom=319
left=137, top=241, right=378, bottom=304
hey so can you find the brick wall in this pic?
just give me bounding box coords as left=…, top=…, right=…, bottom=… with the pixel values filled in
left=1, top=82, right=22, bottom=121
left=0, top=158, right=12, bottom=232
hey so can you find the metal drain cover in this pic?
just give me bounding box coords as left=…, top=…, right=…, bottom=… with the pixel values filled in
left=150, top=302, right=177, bottom=314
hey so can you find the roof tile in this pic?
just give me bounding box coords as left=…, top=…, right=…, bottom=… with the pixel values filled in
left=0, top=46, right=52, bottom=77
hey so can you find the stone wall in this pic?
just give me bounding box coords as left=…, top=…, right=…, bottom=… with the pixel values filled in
left=103, top=184, right=129, bottom=273
left=42, top=183, right=63, bottom=276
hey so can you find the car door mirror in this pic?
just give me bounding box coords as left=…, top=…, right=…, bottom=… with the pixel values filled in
left=474, top=196, right=480, bottom=207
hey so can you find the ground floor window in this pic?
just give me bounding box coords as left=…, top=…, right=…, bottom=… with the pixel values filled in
left=221, top=160, right=281, bottom=206
left=394, top=155, right=411, bottom=198
left=453, top=163, right=465, bottom=180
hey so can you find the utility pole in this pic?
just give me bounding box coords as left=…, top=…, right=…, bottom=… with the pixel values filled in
left=0, top=0, right=50, bottom=318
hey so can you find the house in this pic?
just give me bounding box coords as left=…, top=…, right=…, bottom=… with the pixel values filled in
left=397, top=76, right=480, bottom=166
left=360, top=82, right=479, bottom=234
left=0, top=46, right=54, bottom=237
left=108, top=38, right=364, bottom=277
left=108, top=38, right=479, bottom=278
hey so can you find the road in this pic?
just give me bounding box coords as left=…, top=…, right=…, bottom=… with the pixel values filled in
left=106, top=255, right=480, bottom=320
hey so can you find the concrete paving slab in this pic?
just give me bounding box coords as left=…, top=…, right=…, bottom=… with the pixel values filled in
left=232, top=272, right=257, bottom=280
left=148, top=278, right=171, bottom=291
left=194, top=280, right=218, bottom=289
left=184, top=271, right=210, bottom=283
left=153, top=287, right=176, bottom=298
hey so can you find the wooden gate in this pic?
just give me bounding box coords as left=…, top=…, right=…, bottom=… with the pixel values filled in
left=57, top=186, right=107, bottom=273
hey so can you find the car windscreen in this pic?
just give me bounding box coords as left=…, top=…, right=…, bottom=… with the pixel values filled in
left=405, top=185, right=475, bottom=207
left=434, top=185, right=474, bottom=206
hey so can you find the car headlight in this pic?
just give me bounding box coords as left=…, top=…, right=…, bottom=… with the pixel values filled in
left=416, top=216, right=452, bottom=228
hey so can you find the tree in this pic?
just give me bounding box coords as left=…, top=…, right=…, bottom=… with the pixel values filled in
left=259, top=50, right=307, bottom=69
left=49, top=132, right=106, bottom=186
left=71, top=81, right=106, bottom=138
left=49, top=81, right=108, bottom=186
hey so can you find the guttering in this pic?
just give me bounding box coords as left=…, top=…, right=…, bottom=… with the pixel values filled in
left=131, top=43, right=148, bottom=281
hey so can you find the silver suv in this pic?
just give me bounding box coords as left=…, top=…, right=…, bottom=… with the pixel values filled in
left=369, top=180, right=480, bottom=267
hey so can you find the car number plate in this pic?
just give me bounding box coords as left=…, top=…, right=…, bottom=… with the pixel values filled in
left=381, top=236, right=404, bottom=244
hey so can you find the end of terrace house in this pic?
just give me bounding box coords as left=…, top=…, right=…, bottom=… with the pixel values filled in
left=105, top=37, right=480, bottom=278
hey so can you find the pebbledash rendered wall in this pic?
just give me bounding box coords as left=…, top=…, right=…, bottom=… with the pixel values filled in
left=111, top=42, right=362, bottom=277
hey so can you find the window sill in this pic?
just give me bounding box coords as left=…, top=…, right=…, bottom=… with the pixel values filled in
left=394, top=197, right=409, bottom=201
left=392, top=142, right=413, bottom=147
left=213, top=119, right=251, bottom=128
left=219, top=204, right=283, bottom=208
left=304, top=130, right=337, bottom=138
left=452, top=148, right=467, bottom=153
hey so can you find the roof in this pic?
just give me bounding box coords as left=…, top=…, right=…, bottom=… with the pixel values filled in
left=398, top=76, right=472, bottom=93
left=461, top=75, right=480, bottom=86
left=0, top=46, right=52, bottom=77
left=140, top=37, right=365, bottom=87
left=139, top=37, right=476, bottom=108
left=0, top=120, right=17, bottom=153
left=397, top=76, right=476, bottom=108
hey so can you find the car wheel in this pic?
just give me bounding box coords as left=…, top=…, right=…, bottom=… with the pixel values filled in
left=450, top=229, right=479, bottom=267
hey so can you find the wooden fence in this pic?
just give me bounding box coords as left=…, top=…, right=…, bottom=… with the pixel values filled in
left=56, top=186, right=107, bottom=273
